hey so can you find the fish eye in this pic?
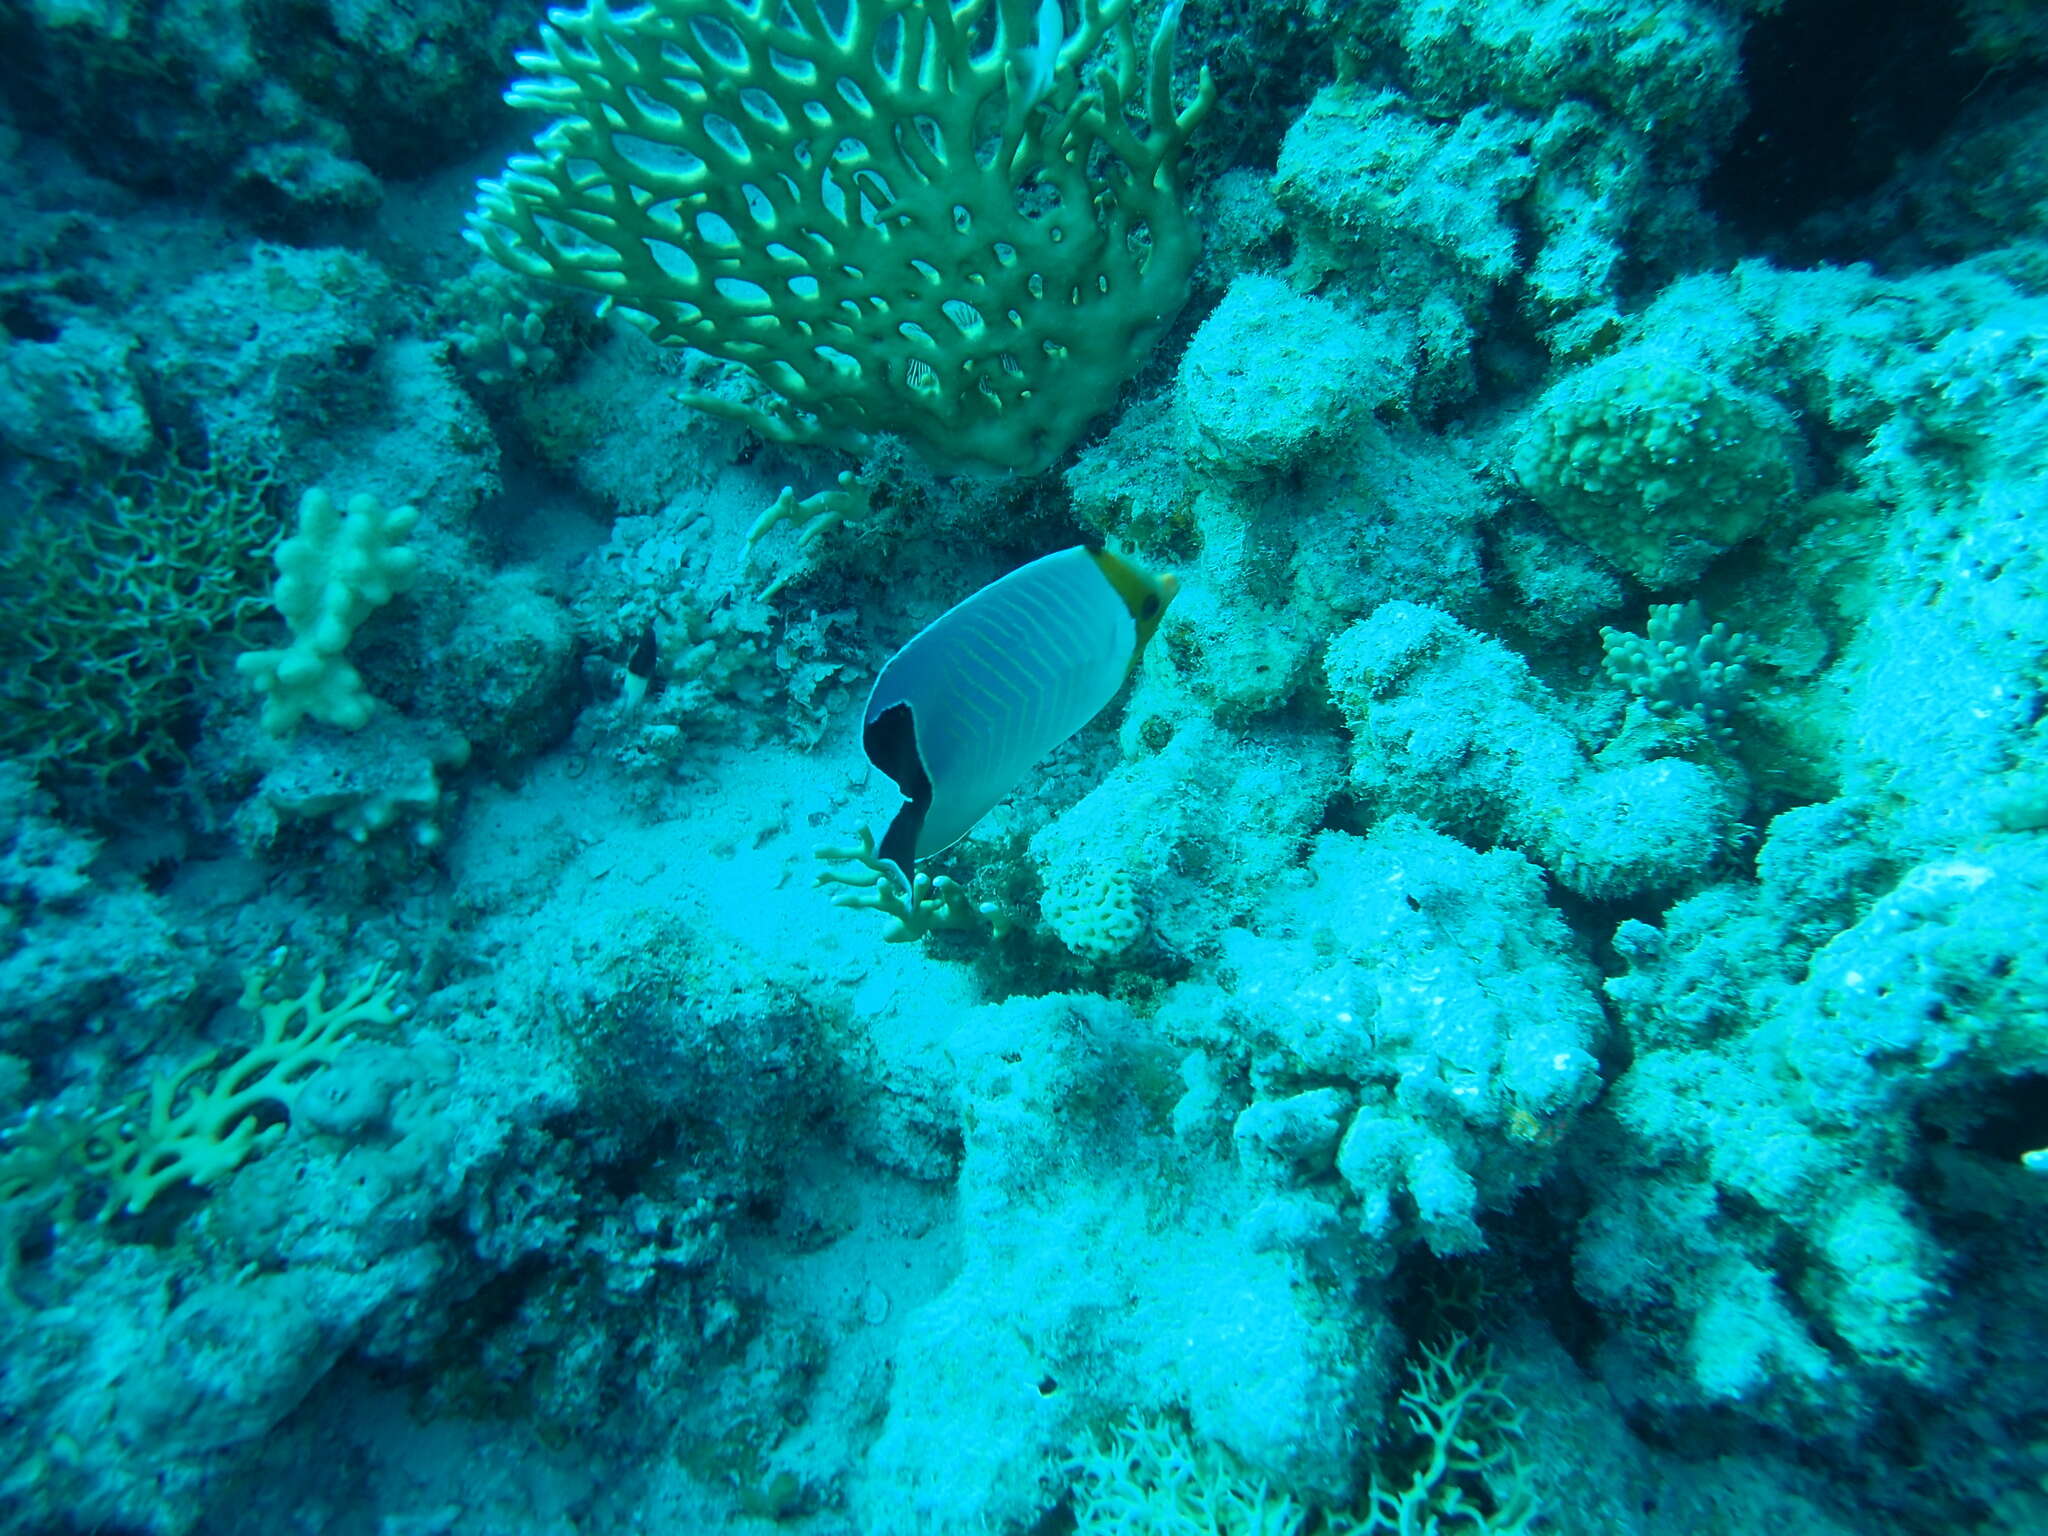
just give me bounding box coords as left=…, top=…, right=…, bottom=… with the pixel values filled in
left=1142, top=594, right=1161, bottom=617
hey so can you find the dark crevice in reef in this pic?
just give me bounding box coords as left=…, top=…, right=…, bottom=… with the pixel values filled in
left=1706, top=0, right=2018, bottom=258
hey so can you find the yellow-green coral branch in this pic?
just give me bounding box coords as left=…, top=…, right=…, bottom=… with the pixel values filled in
left=815, top=827, right=1011, bottom=943
left=82, top=964, right=405, bottom=1216
left=743, top=472, right=873, bottom=598
left=0, top=963, right=408, bottom=1225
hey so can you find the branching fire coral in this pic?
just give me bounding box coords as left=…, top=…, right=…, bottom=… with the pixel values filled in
left=0, top=963, right=404, bottom=1225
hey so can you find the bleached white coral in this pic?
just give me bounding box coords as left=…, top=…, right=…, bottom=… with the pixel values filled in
left=1041, top=867, right=1145, bottom=961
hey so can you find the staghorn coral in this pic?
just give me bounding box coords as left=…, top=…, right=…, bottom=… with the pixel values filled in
left=0, top=455, right=278, bottom=783
left=1066, top=1331, right=1538, bottom=1535
left=1069, top=1411, right=1312, bottom=1534
left=1332, top=1332, right=1539, bottom=1536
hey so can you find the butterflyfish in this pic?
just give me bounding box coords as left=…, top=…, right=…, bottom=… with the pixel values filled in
left=863, top=545, right=1178, bottom=878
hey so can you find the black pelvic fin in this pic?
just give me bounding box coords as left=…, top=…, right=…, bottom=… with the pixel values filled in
left=865, top=701, right=931, bottom=876
left=864, top=702, right=929, bottom=799
left=877, top=805, right=926, bottom=886
left=627, top=620, right=659, bottom=681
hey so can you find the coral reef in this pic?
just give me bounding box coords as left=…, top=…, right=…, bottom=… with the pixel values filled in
left=2, top=0, right=2046, bottom=1532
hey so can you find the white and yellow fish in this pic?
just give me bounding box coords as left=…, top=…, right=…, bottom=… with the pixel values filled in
left=864, top=545, right=1178, bottom=877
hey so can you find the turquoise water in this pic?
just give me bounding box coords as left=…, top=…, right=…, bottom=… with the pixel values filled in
left=2, top=2, right=2045, bottom=1532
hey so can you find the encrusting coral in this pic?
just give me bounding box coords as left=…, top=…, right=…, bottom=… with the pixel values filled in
left=1513, top=348, right=1804, bottom=586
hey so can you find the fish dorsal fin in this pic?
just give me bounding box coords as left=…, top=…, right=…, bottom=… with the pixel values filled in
left=1015, top=0, right=1067, bottom=111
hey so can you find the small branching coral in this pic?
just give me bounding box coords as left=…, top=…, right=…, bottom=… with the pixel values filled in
left=742, top=471, right=874, bottom=599
left=0, top=453, right=279, bottom=782
left=1069, top=1412, right=1312, bottom=1535
left=1332, top=1332, right=1540, bottom=1536
left=1064, top=1330, right=1539, bottom=1535
left=1600, top=599, right=1752, bottom=741
left=435, top=260, right=573, bottom=388
left=814, top=827, right=1012, bottom=943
